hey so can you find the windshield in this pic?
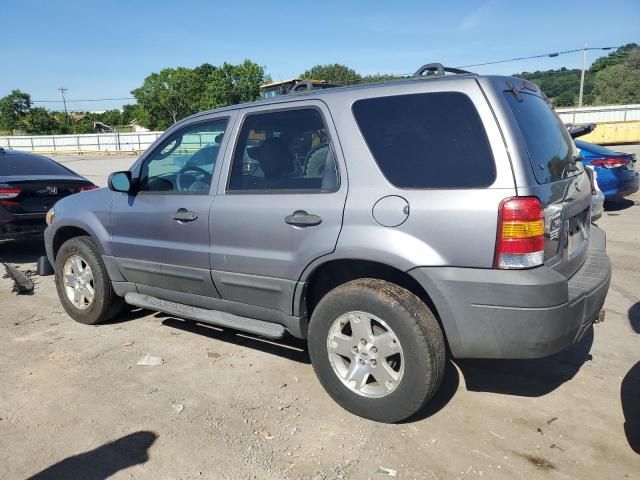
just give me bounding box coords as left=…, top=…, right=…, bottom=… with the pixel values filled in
left=505, top=92, right=579, bottom=183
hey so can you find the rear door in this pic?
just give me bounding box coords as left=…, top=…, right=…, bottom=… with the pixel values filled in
left=110, top=114, right=233, bottom=297
left=210, top=101, right=347, bottom=314
left=501, top=85, right=592, bottom=278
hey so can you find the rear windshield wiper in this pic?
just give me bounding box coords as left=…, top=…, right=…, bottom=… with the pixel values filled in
left=566, top=154, right=583, bottom=174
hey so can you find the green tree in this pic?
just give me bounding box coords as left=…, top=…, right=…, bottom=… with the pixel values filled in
left=300, top=64, right=362, bottom=85
left=94, top=109, right=123, bottom=127
left=200, top=60, right=270, bottom=110
left=0, top=89, right=32, bottom=131
left=131, top=67, right=206, bottom=129
left=121, top=104, right=150, bottom=127
left=361, top=73, right=404, bottom=84
left=24, top=107, right=57, bottom=134
left=555, top=91, right=576, bottom=107
left=591, top=43, right=639, bottom=73
left=70, top=119, right=95, bottom=134
left=194, top=63, right=216, bottom=80
left=516, top=68, right=592, bottom=106
left=593, top=48, right=640, bottom=105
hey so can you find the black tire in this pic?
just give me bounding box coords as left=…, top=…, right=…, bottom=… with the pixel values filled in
left=54, top=236, right=124, bottom=325
left=308, top=279, right=445, bottom=423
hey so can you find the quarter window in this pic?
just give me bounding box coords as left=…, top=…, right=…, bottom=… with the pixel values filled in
left=228, top=108, right=338, bottom=192
left=139, top=118, right=228, bottom=193
left=352, top=92, right=496, bottom=188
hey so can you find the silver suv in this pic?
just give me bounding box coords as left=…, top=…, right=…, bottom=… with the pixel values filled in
left=44, top=64, right=611, bottom=422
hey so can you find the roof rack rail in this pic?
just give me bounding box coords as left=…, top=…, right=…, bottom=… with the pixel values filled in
left=413, top=63, right=474, bottom=78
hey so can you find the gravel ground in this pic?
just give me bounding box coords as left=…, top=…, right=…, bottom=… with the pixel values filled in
left=0, top=148, right=638, bottom=479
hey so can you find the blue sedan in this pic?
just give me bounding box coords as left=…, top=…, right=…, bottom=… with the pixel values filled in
left=575, top=140, right=639, bottom=201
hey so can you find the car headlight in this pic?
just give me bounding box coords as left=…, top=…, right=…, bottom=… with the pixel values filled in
left=46, top=208, right=55, bottom=225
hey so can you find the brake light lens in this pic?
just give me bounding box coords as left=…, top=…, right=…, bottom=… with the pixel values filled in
left=590, top=157, right=630, bottom=169
left=494, top=197, right=545, bottom=269
left=0, top=186, right=21, bottom=199
left=79, top=185, right=99, bottom=192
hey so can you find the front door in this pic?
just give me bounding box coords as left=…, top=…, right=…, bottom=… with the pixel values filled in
left=210, top=103, right=347, bottom=313
left=110, top=115, right=233, bottom=297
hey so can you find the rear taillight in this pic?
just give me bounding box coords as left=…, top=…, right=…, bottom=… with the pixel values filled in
left=79, top=185, right=99, bottom=192
left=494, top=197, right=545, bottom=269
left=0, top=186, right=21, bottom=199
left=590, top=157, right=630, bottom=169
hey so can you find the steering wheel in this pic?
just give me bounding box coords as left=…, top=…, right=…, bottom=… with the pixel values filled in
left=176, top=165, right=211, bottom=191
left=304, top=143, right=330, bottom=178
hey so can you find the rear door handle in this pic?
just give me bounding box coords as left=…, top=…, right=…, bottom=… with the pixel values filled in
left=285, top=210, right=322, bottom=227
left=172, top=208, right=198, bottom=222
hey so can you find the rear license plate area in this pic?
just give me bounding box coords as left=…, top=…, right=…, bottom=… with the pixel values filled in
left=566, top=208, right=590, bottom=258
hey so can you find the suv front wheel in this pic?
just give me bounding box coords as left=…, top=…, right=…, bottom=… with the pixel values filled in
left=55, top=236, right=124, bottom=325
left=308, top=279, right=445, bottom=422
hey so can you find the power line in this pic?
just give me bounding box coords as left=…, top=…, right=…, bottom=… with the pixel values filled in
left=378, top=45, right=622, bottom=77
left=32, top=97, right=136, bottom=103
left=455, top=46, right=618, bottom=69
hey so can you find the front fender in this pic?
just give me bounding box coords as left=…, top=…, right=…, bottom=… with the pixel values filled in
left=45, top=188, right=115, bottom=262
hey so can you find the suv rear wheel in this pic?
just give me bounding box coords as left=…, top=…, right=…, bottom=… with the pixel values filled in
left=308, top=279, right=445, bottom=422
left=55, top=236, right=124, bottom=325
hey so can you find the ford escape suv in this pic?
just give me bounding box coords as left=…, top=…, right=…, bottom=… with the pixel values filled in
left=44, top=64, right=611, bottom=422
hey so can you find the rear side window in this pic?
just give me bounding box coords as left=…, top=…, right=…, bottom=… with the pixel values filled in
left=0, top=153, right=73, bottom=176
left=352, top=92, right=495, bottom=188
left=504, top=92, right=577, bottom=184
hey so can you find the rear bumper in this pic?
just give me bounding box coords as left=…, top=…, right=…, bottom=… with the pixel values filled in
left=409, top=226, right=611, bottom=359
left=591, top=190, right=604, bottom=222
left=0, top=219, right=46, bottom=241
left=597, top=168, right=639, bottom=200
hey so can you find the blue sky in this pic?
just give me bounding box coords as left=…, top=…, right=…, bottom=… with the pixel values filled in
left=2, top=0, right=638, bottom=111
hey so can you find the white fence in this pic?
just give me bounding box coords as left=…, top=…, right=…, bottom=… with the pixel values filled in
left=556, top=104, right=640, bottom=124
left=0, top=131, right=163, bottom=153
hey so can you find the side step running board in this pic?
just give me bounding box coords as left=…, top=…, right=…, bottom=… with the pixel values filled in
left=124, top=292, right=286, bottom=339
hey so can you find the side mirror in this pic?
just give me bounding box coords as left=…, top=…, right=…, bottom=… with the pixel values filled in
left=108, top=171, right=133, bottom=193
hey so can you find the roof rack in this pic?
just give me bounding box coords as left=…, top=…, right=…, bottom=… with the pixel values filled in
left=413, top=63, right=474, bottom=78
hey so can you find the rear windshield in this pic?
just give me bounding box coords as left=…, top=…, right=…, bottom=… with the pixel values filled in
left=505, top=92, right=578, bottom=184
left=352, top=92, right=496, bottom=189
left=0, top=153, right=73, bottom=176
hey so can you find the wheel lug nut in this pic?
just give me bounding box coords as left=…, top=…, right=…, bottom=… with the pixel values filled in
left=358, top=359, right=365, bottom=366
left=371, top=346, right=377, bottom=353
left=371, top=359, right=377, bottom=366
left=352, top=346, right=358, bottom=353
left=360, top=339, right=367, bottom=345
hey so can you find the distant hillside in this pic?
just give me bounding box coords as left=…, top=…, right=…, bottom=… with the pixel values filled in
left=513, top=43, right=639, bottom=107
left=515, top=68, right=593, bottom=106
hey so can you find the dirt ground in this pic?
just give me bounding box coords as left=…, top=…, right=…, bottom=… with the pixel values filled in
left=1, top=151, right=639, bottom=479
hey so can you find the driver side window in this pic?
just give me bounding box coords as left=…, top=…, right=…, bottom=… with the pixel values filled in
left=139, top=118, right=229, bottom=193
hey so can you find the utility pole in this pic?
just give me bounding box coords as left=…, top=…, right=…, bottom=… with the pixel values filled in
left=578, top=42, right=587, bottom=108
left=58, top=87, right=69, bottom=125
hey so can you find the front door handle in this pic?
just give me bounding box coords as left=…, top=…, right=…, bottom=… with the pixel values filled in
left=285, top=210, right=322, bottom=227
left=172, top=208, right=198, bottom=222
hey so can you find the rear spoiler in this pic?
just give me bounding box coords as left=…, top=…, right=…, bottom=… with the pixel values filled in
left=566, top=123, right=596, bottom=139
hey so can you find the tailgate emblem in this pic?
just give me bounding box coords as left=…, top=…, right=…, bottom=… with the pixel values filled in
left=46, top=186, right=58, bottom=195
